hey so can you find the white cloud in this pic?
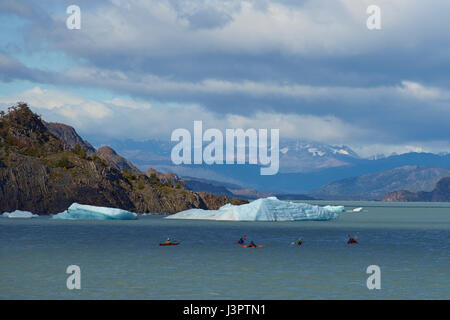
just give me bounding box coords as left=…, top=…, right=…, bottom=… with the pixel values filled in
left=398, top=81, right=447, bottom=100
left=62, top=66, right=450, bottom=108
left=106, top=98, right=152, bottom=110
left=353, top=142, right=450, bottom=158
left=0, top=87, right=111, bottom=127
left=39, top=0, right=450, bottom=57
left=225, top=113, right=368, bottom=143
left=2, top=86, right=450, bottom=156
left=0, top=86, right=370, bottom=143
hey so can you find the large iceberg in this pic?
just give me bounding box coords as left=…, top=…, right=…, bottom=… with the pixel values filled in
left=2, top=210, right=37, bottom=218
left=166, top=197, right=338, bottom=221
left=52, top=203, right=137, bottom=220
left=323, top=205, right=345, bottom=213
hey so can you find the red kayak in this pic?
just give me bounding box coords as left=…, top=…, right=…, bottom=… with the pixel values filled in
left=159, top=242, right=180, bottom=246
left=347, top=234, right=358, bottom=244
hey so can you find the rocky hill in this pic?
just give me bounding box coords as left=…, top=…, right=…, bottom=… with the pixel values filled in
left=383, top=177, right=450, bottom=202
left=0, top=103, right=246, bottom=214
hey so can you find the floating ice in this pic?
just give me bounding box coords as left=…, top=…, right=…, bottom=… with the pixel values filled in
left=52, top=203, right=137, bottom=220
left=323, top=205, right=345, bottom=213
left=2, top=210, right=37, bottom=218
left=166, top=197, right=338, bottom=221
left=352, top=207, right=364, bottom=212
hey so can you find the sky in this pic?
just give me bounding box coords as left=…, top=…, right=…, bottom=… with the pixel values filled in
left=0, top=0, right=450, bottom=157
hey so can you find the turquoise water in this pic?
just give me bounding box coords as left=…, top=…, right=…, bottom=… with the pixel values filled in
left=1, top=201, right=449, bottom=299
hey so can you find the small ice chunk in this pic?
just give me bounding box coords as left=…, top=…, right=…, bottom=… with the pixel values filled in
left=52, top=203, right=137, bottom=220
left=352, top=207, right=363, bottom=212
left=166, top=197, right=338, bottom=221
left=323, top=205, right=345, bottom=213
left=2, top=210, right=36, bottom=218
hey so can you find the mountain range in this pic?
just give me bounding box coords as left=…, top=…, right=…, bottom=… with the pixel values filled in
left=88, top=137, right=450, bottom=197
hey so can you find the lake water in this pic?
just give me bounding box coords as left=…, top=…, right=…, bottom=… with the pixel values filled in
left=1, top=201, right=449, bottom=299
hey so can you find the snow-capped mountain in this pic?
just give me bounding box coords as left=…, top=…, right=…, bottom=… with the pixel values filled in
left=280, top=140, right=358, bottom=158
left=89, top=138, right=360, bottom=174
left=277, top=140, right=359, bottom=173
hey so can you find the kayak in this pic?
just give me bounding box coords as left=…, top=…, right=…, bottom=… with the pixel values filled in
left=236, top=236, right=247, bottom=244
left=159, top=242, right=180, bottom=246
left=347, top=239, right=358, bottom=244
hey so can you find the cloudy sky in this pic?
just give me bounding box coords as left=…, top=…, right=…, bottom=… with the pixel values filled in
left=1, top=0, right=449, bottom=157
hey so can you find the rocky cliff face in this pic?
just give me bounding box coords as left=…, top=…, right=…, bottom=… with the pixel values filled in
left=96, top=146, right=142, bottom=174
left=383, top=177, right=450, bottom=202
left=0, top=103, right=247, bottom=214
left=46, top=122, right=142, bottom=175
left=45, top=122, right=96, bottom=154
left=145, top=168, right=181, bottom=184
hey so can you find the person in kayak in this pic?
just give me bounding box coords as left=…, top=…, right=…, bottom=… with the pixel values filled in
left=347, top=234, right=358, bottom=244
left=248, top=241, right=257, bottom=248
left=238, top=236, right=245, bottom=244
left=164, top=238, right=174, bottom=245
left=296, top=238, right=303, bottom=246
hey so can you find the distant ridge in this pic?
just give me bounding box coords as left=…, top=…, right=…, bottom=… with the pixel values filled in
left=310, top=165, right=450, bottom=200
left=383, top=177, right=450, bottom=202
left=181, top=176, right=315, bottom=200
